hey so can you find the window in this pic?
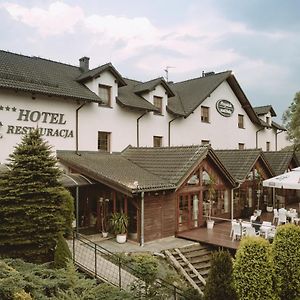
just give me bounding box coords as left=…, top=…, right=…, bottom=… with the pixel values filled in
left=201, top=106, right=209, bottom=123
left=238, top=143, right=245, bottom=150
left=201, top=140, right=210, bottom=146
left=266, top=116, right=270, bottom=125
left=238, top=114, right=244, bottom=128
left=98, top=131, right=111, bottom=152
left=266, top=141, right=270, bottom=151
left=153, top=136, right=162, bottom=147
left=98, top=84, right=111, bottom=107
left=153, top=96, right=163, bottom=115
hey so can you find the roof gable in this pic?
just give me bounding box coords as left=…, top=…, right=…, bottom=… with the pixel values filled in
left=133, top=77, right=175, bottom=97
left=76, top=62, right=127, bottom=87
left=167, top=71, right=231, bottom=117
left=264, top=151, right=298, bottom=175
left=215, top=149, right=273, bottom=181
left=122, top=145, right=236, bottom=188
left=254, top=105, right=276, bottom=117
left=117, top=78, right=159, bottom=112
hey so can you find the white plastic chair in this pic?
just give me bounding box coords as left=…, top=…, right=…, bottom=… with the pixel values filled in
left=244, top=226, right=259, bottom=237
left=232, top=222, right=242, bottom=241
left=250, top=215, right=257, bottom=222
left=273, top=208, right=279, bottom=225
left=260, top=221, right=272, bottom=239
left=278, top=211, right=287, bottom=225
left=230, top=219, right=237, bottom=237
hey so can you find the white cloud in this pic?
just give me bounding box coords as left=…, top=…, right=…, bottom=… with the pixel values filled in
left=0, top=2, right=84, bottom=37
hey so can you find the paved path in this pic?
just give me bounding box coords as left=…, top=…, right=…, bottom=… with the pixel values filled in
left=67, top=239, right=139, bottom=290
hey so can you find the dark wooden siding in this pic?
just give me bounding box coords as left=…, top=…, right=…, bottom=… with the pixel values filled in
left=144, top=191, right=176, bottom=242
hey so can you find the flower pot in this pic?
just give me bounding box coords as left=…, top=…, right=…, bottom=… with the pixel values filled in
left=102, top=232, right=108, bottom=238
left=266, top=206, right=273, bottom=213
left=207, top=220, right=214, bottom=229
left=116, top=233, right=127, bottom=244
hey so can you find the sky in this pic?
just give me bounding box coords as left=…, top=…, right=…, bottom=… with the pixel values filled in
left=1, top=0, right=300, bottom=122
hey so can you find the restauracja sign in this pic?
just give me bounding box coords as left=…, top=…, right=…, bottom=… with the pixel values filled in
left=5, top=109, right=73, bottom=138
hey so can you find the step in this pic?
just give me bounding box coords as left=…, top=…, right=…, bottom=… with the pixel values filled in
left=188, top=254, right=212, bottom=264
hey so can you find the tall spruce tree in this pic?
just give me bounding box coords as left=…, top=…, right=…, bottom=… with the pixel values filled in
left=0, top=129, right=73, bottom=262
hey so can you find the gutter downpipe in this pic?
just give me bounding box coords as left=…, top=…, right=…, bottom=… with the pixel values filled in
left=231, top=181, right=242, bottom=220
left=275, top=129, right=284, bottom=151
left=76, top=102, right=87, bottom=155
left=255, top=127, right=264, bottom=149
left=168, top=116, right=179, bottom=147
left=137, top=112, right=147, bottom=147
left=140, top=191, right=145, bottom=247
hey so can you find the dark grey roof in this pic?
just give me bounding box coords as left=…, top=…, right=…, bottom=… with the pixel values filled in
left=253, top=105, right=276, bottom=117
left=117, top=78, right=160, bottom=112
left=0, top=50, right=102, bottom=103
left=133, top=77, right=175, bottom=97
left=57, top=150, right=174, bottom=194
left=167, top=71, right=232, bottom=117
left=264, top=151, right=298, bottom=175
left=272, top=121, right=286, bottom=131
left=215, top=149, right=273, bottom=181
left=76, top=62, right=127, bottom=87
left=167, top=71, right=261, bottom=125
left=122, top=145, right=236, bottom=188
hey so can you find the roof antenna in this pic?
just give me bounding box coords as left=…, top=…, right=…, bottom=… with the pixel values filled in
left=164, top=66, right=175, bottom=82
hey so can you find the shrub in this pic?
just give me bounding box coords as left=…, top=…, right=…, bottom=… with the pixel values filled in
left=204, top=250, right=236, bottom=300
left=54, top=233, right=72, bottom=269
left=233, top=236, right=279, bottom=300
left=272, top=224, right=300, bottom=300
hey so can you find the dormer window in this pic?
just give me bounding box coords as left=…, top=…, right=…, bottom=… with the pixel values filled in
left=153, top=96, right=163, bottom=115
left=98, top=84, right=111, bottom=107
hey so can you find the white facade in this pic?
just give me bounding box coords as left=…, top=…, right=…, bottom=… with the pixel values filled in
left=0, top=61, right=292, bottom=164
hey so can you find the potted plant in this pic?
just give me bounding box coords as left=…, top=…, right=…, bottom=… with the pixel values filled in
left=110, top=212, right=129, bottom=243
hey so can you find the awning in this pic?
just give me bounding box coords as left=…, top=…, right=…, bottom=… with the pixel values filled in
left=60, top=173, right=96, bottom=187
left=0, top=164, right=95, bottom=187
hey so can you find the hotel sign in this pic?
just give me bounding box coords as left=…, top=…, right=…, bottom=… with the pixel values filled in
left=0, top=106, right=74, bottom=138
left=216, top=99, right=234, bottom=117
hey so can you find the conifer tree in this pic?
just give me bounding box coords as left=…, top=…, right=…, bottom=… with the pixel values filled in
left=0, top=129, right=73, bottom=262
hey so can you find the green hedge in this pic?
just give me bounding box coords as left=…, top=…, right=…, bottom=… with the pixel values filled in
left=272, top=224, right=300, bottom=300
left=204, top=250, right=236, bottom=300
left=233, top=236, right=279, bottom=300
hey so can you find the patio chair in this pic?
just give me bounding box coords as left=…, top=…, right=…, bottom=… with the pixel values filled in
left=250, top=215, right=257, bottom=222
left=230, top=219, right=237, bottom=237
left=256, top=210, right=262, bottom=217
left=244, top=226, right=259, bottom=237
left=273, top=208, right=279, bottom=225
left=260, top=221, right=272, bottom=239
left=232, top=222, right=242, bottom=241
left=278, top=211, right=287, bottom=225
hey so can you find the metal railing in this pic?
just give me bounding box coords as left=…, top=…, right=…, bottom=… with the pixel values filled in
left=71, top=232, right=188, bottom=299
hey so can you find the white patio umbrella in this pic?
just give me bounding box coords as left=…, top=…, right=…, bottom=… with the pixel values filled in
left=263, top=169, right=300, bottom=190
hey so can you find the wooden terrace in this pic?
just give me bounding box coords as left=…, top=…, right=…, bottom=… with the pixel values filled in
left=176, top=209, right=280, bottom=250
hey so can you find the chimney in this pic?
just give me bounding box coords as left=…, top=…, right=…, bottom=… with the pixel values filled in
left=79, top=56, right=90, bottom=72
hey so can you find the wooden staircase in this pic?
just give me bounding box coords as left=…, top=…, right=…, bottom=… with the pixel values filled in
left=165, top=243, right=213, bottom=295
